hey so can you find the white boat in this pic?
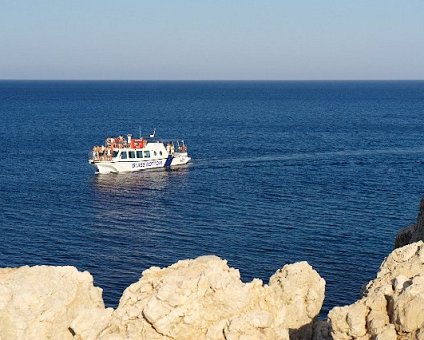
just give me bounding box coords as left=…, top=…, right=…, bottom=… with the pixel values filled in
left=89, top=132, right=191, bottom=174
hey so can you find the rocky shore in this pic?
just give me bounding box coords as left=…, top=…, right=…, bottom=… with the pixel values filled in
left=2, top=201, right=424, bottom=339
left=395, top=196, right=424, bottom=249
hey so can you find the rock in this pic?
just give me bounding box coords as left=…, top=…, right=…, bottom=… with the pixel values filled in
left=374, top=324, right=397, bottom=340
left=395, top=196, right=424, bottom=248
left=0, top=265, right=105, bottom=339
left=312, top=320, right=331, bottom=340
left=6, top=242, right=424, bottom=340
left=69, top=308, right=114, bottom=339
left=390, top=273, right=424, bottom=334
left=327, top=241, right=424, bottom=339
left=269, top=261, right=325, bottom=326
left=393, top=274, right=410, bottom=292
left=87, top=256, right=325, bottom=339
left=0, top=258, right=325, bottom=340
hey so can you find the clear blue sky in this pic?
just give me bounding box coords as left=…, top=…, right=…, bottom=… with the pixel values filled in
left=1, top=0, right=423, bottom=80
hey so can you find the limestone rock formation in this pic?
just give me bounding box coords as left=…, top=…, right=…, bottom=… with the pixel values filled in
left=395, top=196, right=424, bottom=248
left=72, top=256, right=326, bottom=339
left=5, top=244, right=424, bottom=340
left=0, top=265, right=106, bottom=340
left=327, top=241, right=424, bottom=339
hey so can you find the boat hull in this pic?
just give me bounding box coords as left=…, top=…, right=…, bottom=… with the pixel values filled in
left=90, top=153, right=191, bottom=174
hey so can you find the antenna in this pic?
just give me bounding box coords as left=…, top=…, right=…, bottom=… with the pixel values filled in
left=149, top=128, right=156, bottom=138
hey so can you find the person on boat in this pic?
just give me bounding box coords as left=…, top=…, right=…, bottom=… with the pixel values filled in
left=92, top=147, right=97, bottom=160
left=117, top=136, right=123, bottom=148
left=99, top=146, right=103, bottom=160
left=95, top=146, right=101, bottom=160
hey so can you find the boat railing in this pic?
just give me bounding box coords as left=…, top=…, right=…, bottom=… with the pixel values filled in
left=163, top=139, right=188, bottom=155
left=90, top=154, right=114, bottom=162
left=90, top=147, right=114, bottom=162
left=175, top=140, right=188, bottom=153
left=90, top=137, right=188, bottom=162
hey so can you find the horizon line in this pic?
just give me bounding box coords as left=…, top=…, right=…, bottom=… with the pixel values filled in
left=1, top=79, right=424, bottom=82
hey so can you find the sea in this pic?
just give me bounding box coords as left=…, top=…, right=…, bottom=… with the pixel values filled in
left=1, top=80, right=424, bottom=316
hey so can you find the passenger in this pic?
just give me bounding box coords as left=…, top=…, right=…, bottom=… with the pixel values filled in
left=95, top=146, right=100, bottom=160
left=107, top=148, right=111, bottom=160
left=166, top=142, right=172, bottom=154
left=97, top=146, right=102, bottom=160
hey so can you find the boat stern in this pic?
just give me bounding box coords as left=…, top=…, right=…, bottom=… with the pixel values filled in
left=170, top=152, right=191, bottom=167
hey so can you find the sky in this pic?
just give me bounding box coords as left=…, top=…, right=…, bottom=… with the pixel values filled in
left=1, top=0, right=423, bottom=80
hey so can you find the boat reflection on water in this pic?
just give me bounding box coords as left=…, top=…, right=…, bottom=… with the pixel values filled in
left=90, top=165, right=190, bottom=225
left=91, top=165, right=190, bottom=195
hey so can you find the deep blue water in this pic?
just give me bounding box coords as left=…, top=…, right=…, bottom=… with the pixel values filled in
left=1, top=80, right=424, bottom=316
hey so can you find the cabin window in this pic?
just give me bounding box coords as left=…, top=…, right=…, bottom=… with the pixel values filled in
left=154, top=151, right=157, bottom=156
left=113, top=151, right=119, bottom=158
left=120, top=151, right=127, bottom=159
left=159, top=151, right=163, bottom=156
left=136, top=151, right=143, bottom=158
left=129, top=151, right=135, bottom=159
left=144, top=151, right=150, bottom=158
